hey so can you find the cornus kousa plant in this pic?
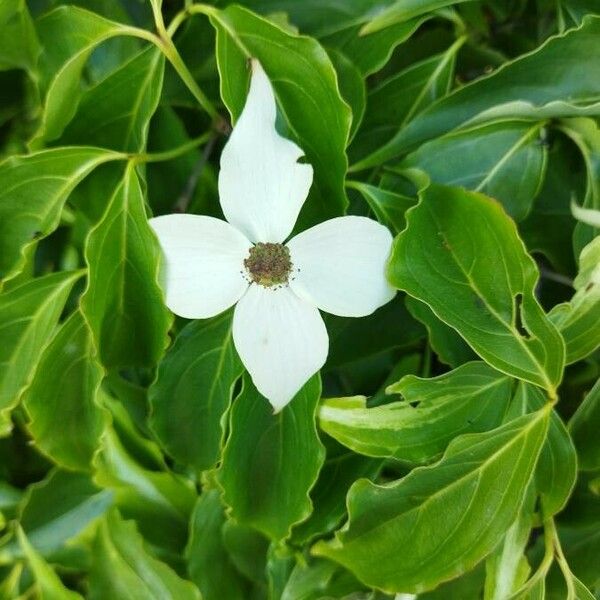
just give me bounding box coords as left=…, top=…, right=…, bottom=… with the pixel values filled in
left=150, top=61, right=395, bottom=410
left=0, top=0, right=599, bottom=599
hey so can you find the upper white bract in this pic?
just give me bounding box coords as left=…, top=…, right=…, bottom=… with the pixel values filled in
left=149, top=60, right=396, bottom=411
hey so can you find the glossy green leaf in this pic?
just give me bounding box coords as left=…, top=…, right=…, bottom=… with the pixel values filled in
left=81, top=163, right=171, bottom=368
left=399, top=120, right=548, bottom=220
left=347, top=181, right=416, bottom=233
left=352, top=41, right=461, bottom=161
left=324, top=15, right=431, bottom=76
left=221, top=521, right=269, bottom=584
left=32, top=6, right=135, bottom=146
left=150, top=312, right=242, bottom=474
left=17, top=527, right=83, bottom=600
left=484, top=489, right=535, bottom=600
left=185, top=490, right=249, bottom=600
left=515, top=383, right=577, bottom=517
left=389, top=184, right=565, bottom=396
left=291, top=451, right=380, bottom=546
left=89, top=509, right=200, bottom=600
left=0, top=0, right=40, bottom=73
left=22, top=310, right=104, bottom=471
left=313, top=409, right=550, bottom=593
left=0, top=469, right=112, bottom=562
left=569, top=378, right=600, bottom=471
left=406, top=296, right=477, bottom=367
left=93, top=420, right=196, bottom=554
left=208, top=3, right=351, bottom=229
left=0, top=270, right=83, bottom=435
left=355, top=16, right=600, bottom=168
left=319, top=362, right=512, bottom=463
left=549, top=229, right=600, bottom=364
left=360, top=0, right=476, bottom=34
left=0, top=147, right=120, bottom=282
left=219, top=375, right=325, bottom=541
left=60, top=46, right=164, bottom=152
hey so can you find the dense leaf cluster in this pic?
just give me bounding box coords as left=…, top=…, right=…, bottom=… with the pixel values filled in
left=0, top=0, right=599, bottom=598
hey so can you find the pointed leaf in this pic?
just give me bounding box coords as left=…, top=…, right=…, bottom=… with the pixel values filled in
left=0, top=271, right=83, bottom=434
left=319, top=362, right=512, bottom=464
left=81, top=163, right=171, bottom=368
left=149, top=312, right=243, bottom=474
left=400, top=120, right=548, bottom=220
left=314, top=410, right=550, bottom=593
left=219, top=375, right=325, bottom=541
left=389, top=184, right=565, bottom=395
left=0, top=147, right=120, bottom=282
left=89, top=509, right=200, bottom=600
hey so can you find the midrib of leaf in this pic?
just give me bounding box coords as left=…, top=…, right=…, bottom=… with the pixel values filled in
left=475, top=123, right=543, bottom=190
left=122, top=49, right=164, bottom=152
left=402, top=37, right=464, bottom=125
left=339, top=409, right=548, bottom=545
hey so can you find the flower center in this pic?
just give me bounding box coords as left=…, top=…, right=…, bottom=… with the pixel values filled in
left=244, top=243, right=292, bottom=287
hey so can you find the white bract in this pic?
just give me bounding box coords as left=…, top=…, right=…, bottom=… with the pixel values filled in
left=150, top=60, right=396, bottom=411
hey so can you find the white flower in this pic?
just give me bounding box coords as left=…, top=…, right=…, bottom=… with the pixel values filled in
left=150, top=60, right=396, bottom=411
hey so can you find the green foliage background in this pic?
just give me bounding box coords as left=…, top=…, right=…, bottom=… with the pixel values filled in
left=0, top=0, right=599, bottom=598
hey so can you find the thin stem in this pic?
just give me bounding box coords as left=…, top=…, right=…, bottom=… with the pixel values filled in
left=551, top=520, right=577, bottom=599
left=150, top=0, right=168, bottom=38
left=132, top=132, right=212, bottom=164
left=173, top=134, right=219, bottom=212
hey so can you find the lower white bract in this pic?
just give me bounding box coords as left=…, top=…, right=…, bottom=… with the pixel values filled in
left=149, top=60, right=396, bottom=411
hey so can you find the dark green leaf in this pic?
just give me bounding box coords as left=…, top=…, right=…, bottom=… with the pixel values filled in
left=81, top=163, right=171, bottom=368
left=219, top=375, right=325, bottom=541
left=23, top=310, right=104, bottom=471
left=149, top=312, right=243, bottom=474
left=0, top=270, right=83, bottom=435
left=389, top=184, right=565, bottom=396
left=314, top=409, right=549, bottom=593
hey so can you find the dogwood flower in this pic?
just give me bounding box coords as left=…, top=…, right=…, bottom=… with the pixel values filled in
left=150, top=60, right=395, bottom=411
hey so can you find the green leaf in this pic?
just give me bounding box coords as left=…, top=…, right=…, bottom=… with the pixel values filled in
left=222, top=521, right=269, bottom=584
left=185, top=490, right=249, bottom=600
left=93, top=420, right=196, bottom=554
left=319, top=362, right=513, bottom=464
left=17, top=527, right=83, bottom=600
left=88, top=509, right=200, bottom=600
left=399, top=120, right=548, bottom=220
left=406, top=296, right=477, bottom=367
left=513, top=383, right=577, bottom=517
left=0, top=469, right=112, bottom=562
left=389, top=184, right=565, bottom=396
left=81, top=163, right=171, bottom=368
left=0, top=0, right=40, bottom=73
left=22, top=310, right=104, bottom=471
left=208, top=4, right=351, bottom=229
left=313, top=409, right=550, bottom=594
left=149, top=312, right=243, bottom=474
left=32, top=6, right=134, bottom=146
left=549, top=230, right=600, bottom=364
left=352, top=41, right=462, bottom=161
left=0, top=147, right=120, bottom=282
left=355, top=16, right=600, bottom=168
left=360, top=0, right=477, bottom=34
left=219, top=375, right=325, bottom=541
left=60, top=46, right=164, bottom=152
left=347, top=181, right=416, bottom=233
left=569, top=377, right=600, bottom=471
left=0, top=270, right=83, bottom=435
left=483, top=489, right=535, bottom=600
left=291, top=451, right=380, bottom=546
